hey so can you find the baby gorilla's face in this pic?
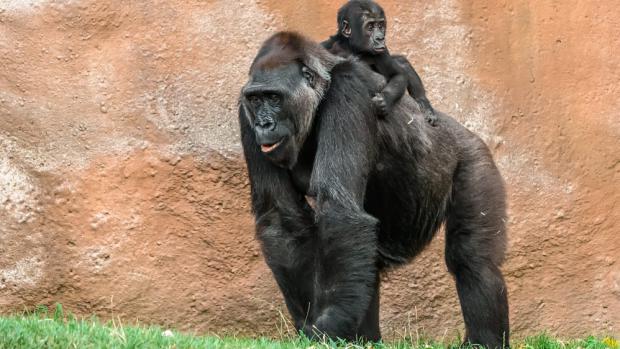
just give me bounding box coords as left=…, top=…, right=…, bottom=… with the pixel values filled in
left=341, top=2, right=388, bottom=55
left=360, top=12, right=386, bottom=54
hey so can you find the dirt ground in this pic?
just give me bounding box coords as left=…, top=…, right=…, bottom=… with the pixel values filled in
left=0, top=0, right=618, bottom=339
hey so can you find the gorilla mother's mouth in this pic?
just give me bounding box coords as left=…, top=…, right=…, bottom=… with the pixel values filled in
left=260, top=138, right=284, bottom=153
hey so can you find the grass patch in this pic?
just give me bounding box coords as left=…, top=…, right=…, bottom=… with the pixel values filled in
left=0, top=304, right=616, bottom=349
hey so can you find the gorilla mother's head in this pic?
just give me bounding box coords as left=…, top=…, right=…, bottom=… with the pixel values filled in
left=240, top=32, right=342, bottom=168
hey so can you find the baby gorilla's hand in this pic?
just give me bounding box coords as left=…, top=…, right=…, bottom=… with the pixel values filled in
left=371, top=93, right=389, bottom=118
left=424, top=109, right=438, bottom=126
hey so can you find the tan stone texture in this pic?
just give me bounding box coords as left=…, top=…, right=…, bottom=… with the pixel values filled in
left=0, top=0, right=618, bottom=339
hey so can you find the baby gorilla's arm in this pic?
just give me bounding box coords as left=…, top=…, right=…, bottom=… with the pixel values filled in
left=372, top=53, right=408, bottom=117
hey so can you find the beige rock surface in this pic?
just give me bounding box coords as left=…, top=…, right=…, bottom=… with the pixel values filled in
left=0, top=0, right=618, bottom=339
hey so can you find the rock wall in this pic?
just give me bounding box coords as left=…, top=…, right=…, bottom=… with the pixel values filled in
left=0, top=0, right=618, bottom=339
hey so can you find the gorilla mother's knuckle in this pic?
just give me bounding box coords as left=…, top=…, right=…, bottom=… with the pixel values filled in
left=311, top=307, right=357, bottom=339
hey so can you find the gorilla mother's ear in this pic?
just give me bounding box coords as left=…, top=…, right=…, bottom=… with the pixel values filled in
left=302, top=66, right=315, bottom=87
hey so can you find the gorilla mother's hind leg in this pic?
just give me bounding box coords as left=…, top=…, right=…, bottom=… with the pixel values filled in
left=445, top=148, right=510, bottom=349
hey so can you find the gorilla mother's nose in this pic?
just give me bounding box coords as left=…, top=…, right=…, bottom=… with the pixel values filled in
left=255, top=117, right=276, bottom=131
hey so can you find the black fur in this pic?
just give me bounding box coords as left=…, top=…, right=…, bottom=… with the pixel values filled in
left=321, top=0, right=437, bottom=125
left=239, top=32, right=509, bottom=348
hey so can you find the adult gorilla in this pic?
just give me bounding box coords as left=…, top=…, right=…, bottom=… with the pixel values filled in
left=239, top=32, right=509, bottom=348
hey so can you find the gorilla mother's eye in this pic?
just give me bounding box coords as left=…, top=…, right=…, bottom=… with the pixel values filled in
left=248, top=95, right=261, bottom=108
left=267, top=93, right=280, bottom=103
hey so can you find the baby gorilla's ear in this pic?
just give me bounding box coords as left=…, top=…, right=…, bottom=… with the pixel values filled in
left=341, top=20, right=352, bottom=38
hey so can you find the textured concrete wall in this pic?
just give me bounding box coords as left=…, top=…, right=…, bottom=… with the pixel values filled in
left=0, top=0, right=618, bottom=339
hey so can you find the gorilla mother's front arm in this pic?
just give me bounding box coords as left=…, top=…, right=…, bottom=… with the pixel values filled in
left=304, top=67, right=381, bottom=339
left=240, top=74, right=381, bottom=340
left=239, top=107, right=318, bottom=330
left=239, top=32, right=381, bottom=340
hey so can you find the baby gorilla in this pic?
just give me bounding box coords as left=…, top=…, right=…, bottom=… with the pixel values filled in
left=322, top=0, right=437, bottom=125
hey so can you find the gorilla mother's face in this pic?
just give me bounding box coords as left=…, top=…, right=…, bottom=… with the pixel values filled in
left=241, top=62, right=321, bottom=169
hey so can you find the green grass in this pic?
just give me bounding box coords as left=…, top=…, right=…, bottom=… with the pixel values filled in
left=0, top=304, right=617, bottom=349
